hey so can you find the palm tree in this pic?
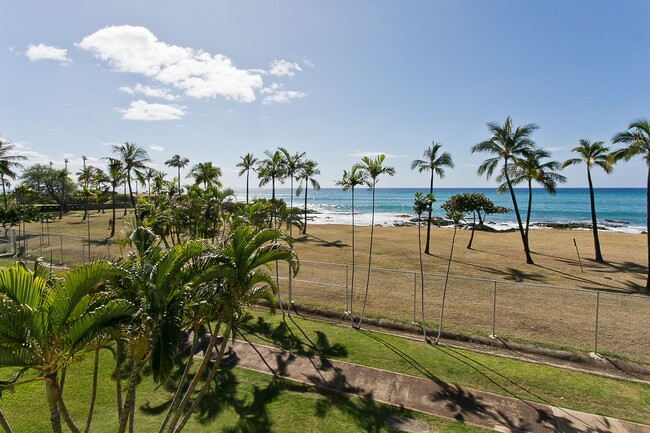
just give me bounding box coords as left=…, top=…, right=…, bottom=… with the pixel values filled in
left=413, top=192, right=433, bottom=342
left=0, top=261, right=135, bottom=433
left=136, top=167, right=157, bottom=197
left=498, top=148, right=566, bottom=242
left=411, top=142, right=454, bottom=254
left=103, top=158, right=125, bottom=238
left=166, top=224, right=298, bottom=433
left=165, top=154, right=190, bottom=191
left=236, top=153, right=258, bottom=204
left=112, top=142, right=151, bottom=208
left=0, top=138, right=26, bottom=210
left=296, top=159, right=321, bottom=234
left=612, top=119, right=650, bottom=291
left=335, top=167, right=367, bottom=324
left=257, top=150, right=286, bottom=225
left=279, top=148, right=306, bottom=210
left=77, top=160, right=94, bottom=221
left=471, top=116, right=537, bottom=264
left=187, top=161, right=222, bottom=189
left=353, top=154, right=395, bottom=328
left=562, top=139, right=613, bottom=262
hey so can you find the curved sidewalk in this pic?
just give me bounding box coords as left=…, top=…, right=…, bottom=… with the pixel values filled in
left=228, top=340, right=650, bottom=433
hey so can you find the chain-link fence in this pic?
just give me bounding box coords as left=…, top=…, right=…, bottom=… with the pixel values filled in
left=4, top=229, right=648, bottom=365
left=280, top=260, right=650, bottom=366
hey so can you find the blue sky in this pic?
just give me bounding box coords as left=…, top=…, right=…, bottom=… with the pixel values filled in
left=1, top=1, right=649, bottom=190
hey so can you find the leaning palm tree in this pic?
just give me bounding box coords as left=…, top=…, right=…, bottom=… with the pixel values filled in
left=112, top=142, right=151, bottom=208
left=296, top=159, right=321, bottom=234
left=236, top=153, right=258, bottom=204
left=0, top=138, right=26, bottom=209
left=335, top=167, right=367, bottom=324
left=187, top=161, right=222, bottom=189
left=562, top=139, right=613, bottom=262
left=0, top=261, right=135, bottom=433
left=411, top=142, right=454, bottom=254
left=471, top=116, right=537, bottom=264
left=353, top=154, right=395, bottom=328
left=166, top=224, right=298, bottom=433
left=612, top=119, right=650, bottom=291
left=498, top=148, right=566, bottom=242
left=165, top=154, right=190, bottom=191
left=413, top=192, right=433, bottom=342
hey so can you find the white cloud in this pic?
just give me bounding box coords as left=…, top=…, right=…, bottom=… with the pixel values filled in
left=149, top=144, right=164, bottom=152
left=119, top=84, right=178, bottom=101
left=25, top=43, right=71, bottom=63
left=118, top=100, right=186, bottom=121
left=78, top=25, right=263, bottom=102
left=269, top=59, right=302, bottom=77
left=261, top=82, right=306, bottom=105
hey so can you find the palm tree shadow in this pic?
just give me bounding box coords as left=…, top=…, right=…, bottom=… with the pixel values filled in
left=294, top=234, right=348, bottom=248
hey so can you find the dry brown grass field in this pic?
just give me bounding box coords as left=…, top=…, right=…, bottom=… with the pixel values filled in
left=15, top=211, right=650, bottom=363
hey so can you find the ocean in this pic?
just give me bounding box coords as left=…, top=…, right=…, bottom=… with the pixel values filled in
left=236, top=187, right=647, bottom=234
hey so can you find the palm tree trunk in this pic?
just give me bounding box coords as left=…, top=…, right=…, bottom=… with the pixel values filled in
left=115, top=343, right=123, bottom=422
left=117, top=359, right=142, bottom=433
left=435, top=225, right=457, bottom=344
left=0, top=409, right=13, bottom=433
left=45, top=376, right=64, bottom=433
left=587, top=168, right=603, bottom=262
left=159, top=327, right=200, bottom=433
left=302, top=181, right=308, bottom=234
left=1, top=175, right=7, bottom=209
left=111, top=186, right=117, bottom=238
left=166, top=317, right=223, bottom=433
left=358, top=183, right=376, bottom=329
left=467, top=212, right=476, bottom=249
left=177, top=167, right=181, bottom=191
left=84, top=347, right=100, bottom=433
left=505, top=160, right=534, bottom=264
left=425, top=171, right=434, bottom=254
left=123, top=182, right=128, bottom=216
left=173, top=319, right=233, bottom=433
left=418, top=219, right=427, bottom=342
left=349, top=186, right=356, bottom=325
left=525, top=180, right=532, bottom=242
left=246, top=170, right=250, bottom=204
left=127, top=174, right=135, bottom=208
left=646, top=162, right=650, bottom=291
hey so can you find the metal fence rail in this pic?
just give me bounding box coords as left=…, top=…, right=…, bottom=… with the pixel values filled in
left=3, top=230, right=648, bottom=365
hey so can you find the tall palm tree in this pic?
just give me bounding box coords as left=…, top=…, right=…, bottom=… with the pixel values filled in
left=471, top=116, right=537, bottom=264
left=353, top=154, right=395, bottom=328
left=279, top=148, right=306, bottom=210
left=187, top=161, right=222, bottom=189
left=0, top=261, right=135, bottom=433
left=136, top=167, right=157, bottom=197
left=165, top=154, right=190, bottom=191
left=112, top=142, right=151, bottom=208
left=335, top=167, right=367, bottom=324
left=498, top=148, right=566, bottom=242
left=236, top=153, right=258, bottom=204
left=166, top=225, right=298, bottom=433
left=257, top=150, right=287, bottom=226
left=296, top=159, right=321, bottom=234
left=77, top=161, right=94, bottom=221
left=562, top=139, right=613, bottom=262
left=413, top=192, right=433, bottom=342
left=612, top=119, right=650, bottom=291
left=0, top=138, right=26, bottom=210
left=411, top=142, right=454, bottom=254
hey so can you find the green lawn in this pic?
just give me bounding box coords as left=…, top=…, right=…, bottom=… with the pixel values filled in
left=0, top=349, right=488, bottom=433
left=237, top=310, right=650, bottom=425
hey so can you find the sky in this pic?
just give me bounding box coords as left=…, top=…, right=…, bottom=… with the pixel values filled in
left=2, top=1, right=649, bottom=191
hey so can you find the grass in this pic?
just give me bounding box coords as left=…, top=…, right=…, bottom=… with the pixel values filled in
left=237, top=310, right=650, bottom=425
left=0, top=348, right=489, bottom=433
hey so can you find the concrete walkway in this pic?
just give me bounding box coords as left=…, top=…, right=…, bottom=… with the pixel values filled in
left=227, top=340, right=650, bottom=433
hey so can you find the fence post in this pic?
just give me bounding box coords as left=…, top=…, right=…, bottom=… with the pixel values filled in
left=491, top=281, right=497, bottom=339
left=413, top=273, right=417, bottom=324
left=593, top=291, right=600, bottom=355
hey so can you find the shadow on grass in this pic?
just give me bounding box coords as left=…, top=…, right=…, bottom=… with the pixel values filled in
left=293, top=234, right=349, bottom=248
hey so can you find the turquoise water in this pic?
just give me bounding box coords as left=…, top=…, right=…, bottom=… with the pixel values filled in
left=240, top=187, right=647, bottom=233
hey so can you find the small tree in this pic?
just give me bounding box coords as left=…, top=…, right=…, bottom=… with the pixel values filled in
left=441, top=193, right=508, bottom=249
